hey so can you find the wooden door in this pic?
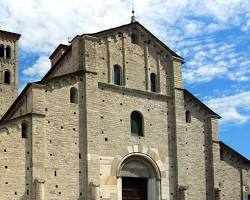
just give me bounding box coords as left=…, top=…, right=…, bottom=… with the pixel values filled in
left=122, top=177, right=147, bottom=200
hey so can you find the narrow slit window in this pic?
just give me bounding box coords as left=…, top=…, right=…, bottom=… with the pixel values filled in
left=21, top=122, right=28, bottom=139
left=186, top=110, right=191, bottom=123
left=150, top=73, right=157, bottom=92
left=70, top=87, right=78, bottom=104
left=4, top=71, right=10, bottom=84
left=0, top=45, right=4, bottom=57
left=131, top=33, right=138, bottom=44
left=6, top=46, right=11, bottom=59
left=114, top=64, right=122, bottom=86
left=131, top=111, right=144, bottom=136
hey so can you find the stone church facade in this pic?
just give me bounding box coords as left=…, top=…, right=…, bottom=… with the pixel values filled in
left=0, top=20, right=249, bottom=200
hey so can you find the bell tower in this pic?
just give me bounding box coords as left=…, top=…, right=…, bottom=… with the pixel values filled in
left=0, top=30, right=21, bottom=119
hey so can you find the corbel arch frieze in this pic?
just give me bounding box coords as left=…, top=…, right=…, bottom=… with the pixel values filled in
left=0, top=127, right=10, bottom=135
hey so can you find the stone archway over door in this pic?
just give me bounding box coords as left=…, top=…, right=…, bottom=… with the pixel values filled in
left=118, top=154, right=161, bottom=200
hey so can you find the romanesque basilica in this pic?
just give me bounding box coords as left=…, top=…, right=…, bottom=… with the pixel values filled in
left=0, top=16, right=249, bottom=200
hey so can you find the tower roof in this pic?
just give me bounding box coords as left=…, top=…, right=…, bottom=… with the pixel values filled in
left=0, top=30, right=21, bottom=40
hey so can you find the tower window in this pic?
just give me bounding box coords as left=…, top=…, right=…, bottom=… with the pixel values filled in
left=114, top=64, right=122, bottom=86
left=4, top=71, right=11, bottom=84
left=131, top=33, right=138, bottom=44
left=6, top=46, right=11, bottom=59
left=150, top=73, right=157, bottom=92
left=21, top=121, right=28, bottom=139
left=131, top=111, right=144, bottom=136
left=0, top=45, right=4, bottom=57
left=185, top=110, right=191, bottom=123
left=70, top=87, right=78, bottom=104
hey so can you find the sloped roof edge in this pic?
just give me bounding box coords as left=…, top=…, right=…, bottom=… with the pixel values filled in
left=183, top=89, right=221, bottom=118
left=0, top=30, right=21, bottom=40
left=85, top=21, right=183, bottom=60
left=0, top=83, right=32, bottom=123
left=220, top=141, right=250, bottom=165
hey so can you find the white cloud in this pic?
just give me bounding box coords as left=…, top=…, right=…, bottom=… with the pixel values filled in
left=0, top=0, right=249, bottom=54
left=0, top=0, right=249, bottom=81
left=22, top=56, right=50, bottom=80
left=206, top=91, right=250, bottom=124
left=182, top=38, right=250, bottom=83
left=242, top=19, right=250, bottom=31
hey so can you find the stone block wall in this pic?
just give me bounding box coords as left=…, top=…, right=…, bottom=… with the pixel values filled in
left=0, top=36, right=19, bottom=118
left=0, top=116, right=32, bottom=200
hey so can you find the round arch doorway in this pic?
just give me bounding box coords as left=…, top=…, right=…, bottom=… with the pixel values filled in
left=117, top=154, right=161, bottom=200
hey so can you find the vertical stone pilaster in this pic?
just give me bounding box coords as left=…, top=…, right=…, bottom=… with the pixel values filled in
left=122, top=35, right=127, bottom=86
left=144, top=43, right=149, bottom=91
left=106, top=37, right=112, bottom=83
left=35, top=179, right=45, bottom=200
left=157, top=54, right=161, bottom=93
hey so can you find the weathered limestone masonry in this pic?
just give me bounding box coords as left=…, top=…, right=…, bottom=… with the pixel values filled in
left=219, top=142, right=250, bottom=200
left=0, top=30, right=20, bottom=118
left=0, top=21, right=250, bottom=200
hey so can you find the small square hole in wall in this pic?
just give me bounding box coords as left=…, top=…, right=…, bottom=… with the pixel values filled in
left=4, top=149, right=6, bottom=152
left=15, top=192, right=17, bottom=195
left=5, top=166, right=8, bottom=169
left=54, top=171, right=57, bottom=176
left=105, top=138, right=108, bottom=142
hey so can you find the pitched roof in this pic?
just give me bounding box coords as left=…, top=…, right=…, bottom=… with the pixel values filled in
left=0, top=30, right=21, bottom=40
left=183, top=89, right=221, bottom=118
left=220, top=141, right=250, bottom=165
left=42, top=21, right=183, bottom=82
left=84, top=21, right=183, bottom=60
left=0, top=83, right=32, bottom=123
left=49, top=44, right=69, bottom=60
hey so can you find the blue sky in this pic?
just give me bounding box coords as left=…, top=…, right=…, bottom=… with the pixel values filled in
left=1, top=0, right=250, bottom=158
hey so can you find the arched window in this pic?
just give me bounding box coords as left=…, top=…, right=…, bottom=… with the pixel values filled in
left=150, top=73, right=157, bottom=92
left=4, top=71, right=10, bottom=84
left=21, top=121, right=28, bottom=139
left=0, top=45, right=4, bottom=57
left=70, top=87, right=78, bottom=104
left=114, top=64, right=122, bottom=86
left=131, top=111, right=143, bottom=136
left=186, top=110, right=191, bottom=123
left=131, top=33, right=138, bottom=44
left=6, top=46, right=11, bottom=59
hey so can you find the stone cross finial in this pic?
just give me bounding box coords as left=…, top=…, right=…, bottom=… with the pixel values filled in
left=131, top=0, right=136, bottom=23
